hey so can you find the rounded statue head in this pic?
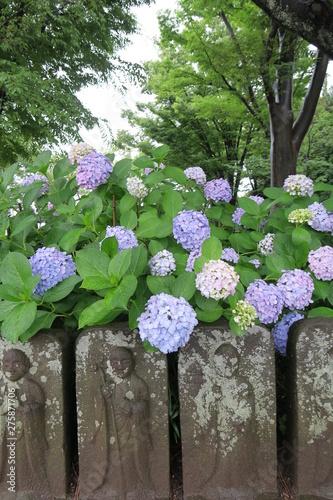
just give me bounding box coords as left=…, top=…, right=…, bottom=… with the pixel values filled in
left=214, top=344, right=240, bottom=379
left=2, top=349, right=30, bottom=381
left=110, top=346, right=134, bottom=379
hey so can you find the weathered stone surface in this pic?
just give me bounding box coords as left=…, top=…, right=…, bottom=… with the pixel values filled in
left=76, top=324, right=169, bottom=500
left=179, top=319, right=278, bottom=499
left=287, top=318, right=333, bottom=499
left=0, top=330, right=69, bottom=499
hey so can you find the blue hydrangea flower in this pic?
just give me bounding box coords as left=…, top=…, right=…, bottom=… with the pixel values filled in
left=277, top=269, right=314, bottom=310
left=173, top=210, right=210, bottom=252
left=308, top=246, right=333, bottom=281
left=245, top=279, right=284, bottom=324
left=184, top=167, right=207, bottom=187
left=204, top=178, right=232, bottom=203
left=101, top=226, right=138, bottom=253
left=307, top=202, right=333, bottom=232
left=148, top=250, right=176, bottom=276
left=283, top=174, right=314, bottom=197
left=271, top=311, right=304, bottom=355
left=221, top=247, right=240, bottom=264
left=22, top=174, right=49, bottom=197
left=76, top=152, right=113, bottom=190
left=137, top=293, right=198, bottom=353
left=29, top=247, right=76, bottom=296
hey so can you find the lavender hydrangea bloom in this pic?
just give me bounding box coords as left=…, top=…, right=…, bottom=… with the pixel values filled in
left=271, top=311, right=304, bottom=355
left=308, top=246, right=333, bottom=281
left=283, top=174, right=314, bottom=197
left=195, top=259, right=239, bottom=300
left=258, top=233, right=275, bottom=255
left=101, top=226, right=138, bottom=253
left=148, top=250, right=176, bottom=276
left=249, top=195, right=265, bottom=205
left=245, top=280, right=284, bottom=324
left=186, top=249, right=201, bottom=272
left=76, top=152, right=113, bottom=190
left=277, top=269, right=314, bottom=310
left=221, top=247, right=240, bottom=264
left=204, top=178, right=232, bottom=203
left=22, top=174, right=49, bottom=197
left=173, top=210, right=210, bottom=251
left=68, top=143, right=95, bottom=165
left=126, top=176, right=148, bottom=199
left=249, top=259, right=260, bottom=269
left=308, top=202, right=333, bottom=232
left=137, top=293, right=198, bottom=353
left=29, top=247, right=76, bottom=296
left=184, top=167, right=207, bottom=187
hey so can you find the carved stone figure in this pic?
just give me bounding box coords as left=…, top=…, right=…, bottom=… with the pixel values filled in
left=0, top=349, right=50, bottom=497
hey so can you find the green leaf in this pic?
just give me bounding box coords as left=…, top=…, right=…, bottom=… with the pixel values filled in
left=148, top=240, right=164, bottom=255
left=76, top=248, right=112, bottom=289
left=145, top=189, right=162, bottom=205
left=206, top=207, right=222, bottom=220
left=263, top=187, right=284, bottom=199
left=195, top=306, right=223, bottom=322
left=143, top=340, right=160, bottom=352
left=129, top=297, right=147, bottom=329
left=104, top=275, right=137, bottom=309
left=229, top=317, right=247, bottom=337
left=238, top=197, right=260, bottom=215
left=33, top=150, right=52, bottom=169
left=119, top=194, right=137, bottom=214
left=1, top=252, right=32, bottom=290
left=193, top=256, right=209, bottom=273
left=163, top=166, right=187, bottom=185
left=109, top=248, right=132, bottom=280
left=127, top=245, right=148, bottom=277
left=101, top=236, right=118, bottom=258
left=79, top=299, right=111, bottom=328
left=1, top=301, right=37, bottom=342
left=313, top=183, right=333, bottom=192
left=308, top=307, right=333, bottom=318
left=0, top=284, right=23, bottom=301
left=42, top=275, right=82, bottom=303
left=147, top=275, right=175, bottom=294
left=113, top=158, right=133, bottom=179
left=292, top=227, right=312, bottom=246
left=235, top=267, right=261, bottom=287
left=312, top=278, right=331, bottom=300
left=228, top=232, right=257, bottom=252
left=0, top=301, right=18, bottom=320
left=266, top=254, right=295, bottom=277
left=162, top=189, right=183, bottom=219
left=10, top=214, right=36, bottom=237
left=136, top=218, right=161, bottom=238
left=152, top=144, right=170, bottom=162
left=155, top=220, right=173, bottom=238
left=201, top=236, right=222, bottom=260
left=195, top=291, right=220, bottom=310
left=53, top=158, right=73, bottom=179
left=59, top=228, right=86, bottom=252
left=20, top=311, right=57, bottom=343
left=145, top=171, right=165, bottom=186
left=23, top=182, right=45, bottom=210
left=0, top=162, right=18, bottom=189
left=323, top=197, right=333, bottom=211
left=133, top=156, right=154, bottom=170
left=0, top=212, right=9, bottom=236
left=120, top=211, right=137, bottom=230
left=171, top=272, right=196, bottom=300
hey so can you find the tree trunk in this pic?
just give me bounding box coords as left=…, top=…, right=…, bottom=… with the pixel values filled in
left=270, top=102, right=297, bottom=186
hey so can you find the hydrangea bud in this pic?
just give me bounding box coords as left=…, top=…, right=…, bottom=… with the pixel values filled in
left=271, top=311, right=304, bottom=355
left=173, top=210, right=210, bottom=252
left=258, top=233, right=275, bottom=255
left=101, top=226, right=138, bottom=253
left=126, top=176, right=148, bottom=199
left=76, top=152, right=113, bottom=190
left=221, top=247, right=240, bottom=264
left=184, top=167, right=207, bottom=187
left=195, top=259, right=239, bottom=300
left=277, top=269, right=314, bottom=310
left=68, top=143, right=95, bottom=165
left=137, top=293, right=198, bottom=353
left=22, top=174, right=49, bottom=198
left=307, top=202, right=333, bottom=232
left=29, top=247, right=76, bottom=296
left=288, top=209, right=314, bottom=225
left=283, top=174, right=314, bottom=197
left=308, top=246, right=333, bottom=281
left=204, top=178, right=232, bottom=203
left=245, top=279, right=284, bottom=324
left=232, top=300, right=257, bottom=330
left=148, top=250, right=176, bottom=276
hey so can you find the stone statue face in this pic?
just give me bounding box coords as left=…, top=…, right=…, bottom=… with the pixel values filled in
left=2, top=349, right=30, bottom=381
left=214, top=344, right=240, bottom=379
left=110, top=348, right=134, bottom=379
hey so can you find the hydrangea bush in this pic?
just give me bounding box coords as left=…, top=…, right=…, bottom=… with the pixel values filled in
left=0, top=146, right=332, bottom=354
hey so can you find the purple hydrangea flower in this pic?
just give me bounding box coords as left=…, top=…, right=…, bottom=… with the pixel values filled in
left=126, top=176, right=148, bottom=199
left=271, top=311, right=304, bottom=355
left=204, top=178, right=232, bottom=203
left=277, top=269, right=314, bottom=310
left=68, top=143, right=95, bottom=165
left=245, top=279, right=284, bottom=324
left=148, top=250, right=176, bottom=276
left=22, top=174, right=49, bottom=197
left=308, top=202, right=333, bottom=232
left=221, top=247, right=240, bottom=264
left=184, top=167, right=207, bottom=187
left=249, top=195, right=265, bottom=205
left=137, top=293, right=198, bottom=353
left=258, top=233, right=275, bottom=255
left=29, top=247, right=76, bottom=296
left=173, top=210, right=210, bottom=252
left=249, top=259, right=260, bottom=268
left=76, top=152, right=113, bottom=190
left=308, top=246, right=333, bottom=281
left=195, top=259, right=239, bottom=300
left=186, top=249, right=201, bottom=272
left=101, top=226, right=138, bottom=253
left=283, top=174, right=314, bottom=197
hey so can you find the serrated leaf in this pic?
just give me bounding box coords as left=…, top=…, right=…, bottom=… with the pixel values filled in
left=195, top=306, right=223, bottom=322
left=308, top=307, right=333, bottom=318
left=104, top=275, right=137, bottom=309
left=59, top=228, right=85, bottom=252
left=163, top=166, right=187, bottom=185
left=119, top=194, right=137, bottom=214
left=120, top=211, right=137, bottom=230
left=201, top=236, right=222, bottom=260
left=292, top=227, right=311, bottom=246
left=127, top=245, right=148, bottom=277
left=76, top=248, right=111, bottom=289
left=162, top=189, right=183, bottom=219
left=238, top=197, right=260, bottom=215
left=147, top=275, right=175, bottom=294
left=0, top=162, right=18, bottom=189
left=43, top=275, right=82, bottom=303
left=109, top=248, right=132, bottom=280
left=193, top=256, right=209, bottom=273
left=136, top=218, right=160, bottom=238
left=1, top=252, right=32, bottom=291
left=171, top=272, right=196, bottom=300
left=101, top=236, right=118, bottom=258
left=20, top=311, right=56, bottom=343
left=155, top=220, right=173, bottom=238
left=312, top=278, right=331, bottom=300
left=1, top=301, right=37, bottom=342
left=266, top=254, right=295, bottom=277
left=33, top=150, right=52, bottom=169
left=229, top=317, right=247, bottom=337
left=113, top=158, right=133, bottom=179
left=79, top=299, right=110, bottom=328
left=10, top=215, right=36, bottom=237
left=149, top=240, right=164, bottom=255
left=53, top=158, right=73, bottom=179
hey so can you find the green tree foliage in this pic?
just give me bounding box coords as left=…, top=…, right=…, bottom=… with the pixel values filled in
left=0, top=0, right=151, bottom=165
